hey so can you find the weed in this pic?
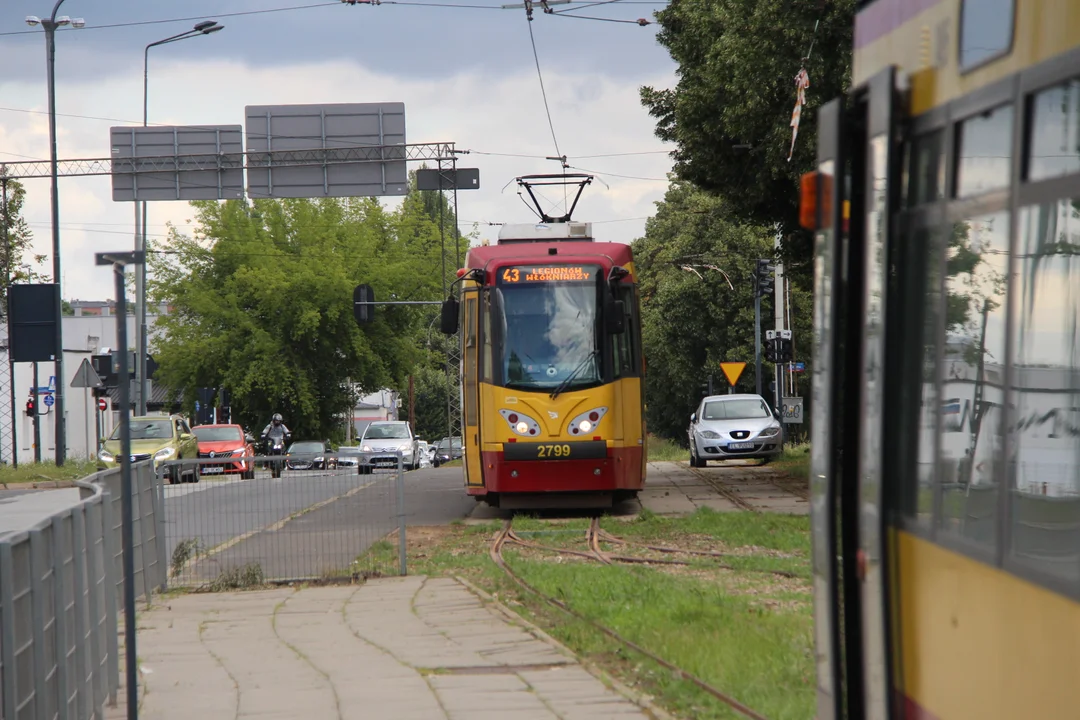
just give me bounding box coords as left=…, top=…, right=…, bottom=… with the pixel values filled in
left=207, top=563, right=265, bottom=591
left=170, top=538, right=204, bottom=578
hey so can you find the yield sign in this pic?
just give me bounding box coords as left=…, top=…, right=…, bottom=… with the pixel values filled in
left=719, top=361, right=746, bottom=387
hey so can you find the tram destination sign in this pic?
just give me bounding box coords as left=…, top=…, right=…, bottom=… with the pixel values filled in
left=497, top=264, right=600, bottom=284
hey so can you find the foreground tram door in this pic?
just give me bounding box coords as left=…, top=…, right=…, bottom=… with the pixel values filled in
left=806, top=67, right=900, bottom=720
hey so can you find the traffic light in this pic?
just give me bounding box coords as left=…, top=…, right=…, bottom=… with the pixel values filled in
left=25, top=397, right=35, bottom=417
left=777, top=338, right=793, bottom=363
left=755, top=259, right=775, bottom=298
left=764, top=339, right=779, bottom=363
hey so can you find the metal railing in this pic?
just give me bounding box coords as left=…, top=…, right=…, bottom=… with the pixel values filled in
left=0, top=463, right=168, bottom=720
left=83, top=462, right=169, bottom=604
left=159, top=452, right=407, bottom=586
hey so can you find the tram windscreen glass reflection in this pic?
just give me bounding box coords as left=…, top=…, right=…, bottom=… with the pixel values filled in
left=496, top=265, right=601, bottom=391
left=1010, top=201, right=1080, bottom=584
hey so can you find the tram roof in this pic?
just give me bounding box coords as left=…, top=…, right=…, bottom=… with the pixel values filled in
left=464, top=240, right=634, bottom=271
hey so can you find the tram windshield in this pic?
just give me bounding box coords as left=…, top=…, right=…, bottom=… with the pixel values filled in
left=495, top=264, right=602, bottom=391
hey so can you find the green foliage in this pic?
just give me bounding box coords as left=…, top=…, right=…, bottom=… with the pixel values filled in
left=149, top=193, right=450, bottom=441
left=634, top=182, right=812, bottom=443
left=0, top=180, right=49, bottom=304
left=641, top=0, right=856, bottom=261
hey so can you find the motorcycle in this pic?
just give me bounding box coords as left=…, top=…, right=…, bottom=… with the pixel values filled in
left=262, top=432, right=290, bottom=478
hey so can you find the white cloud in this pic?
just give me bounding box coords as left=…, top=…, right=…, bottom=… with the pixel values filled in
left=1, top=56, right=675, bottom=301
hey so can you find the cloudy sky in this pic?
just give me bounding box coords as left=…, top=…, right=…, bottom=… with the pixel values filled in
left=2, top=0, right=676, bottom=302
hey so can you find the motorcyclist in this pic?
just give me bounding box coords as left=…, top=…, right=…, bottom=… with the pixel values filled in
left=261, top=413, right=292, bottom=447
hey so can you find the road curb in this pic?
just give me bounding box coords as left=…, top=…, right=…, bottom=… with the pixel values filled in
left=0, top=479, right=76, bottom=490
left=454, top=575, right=676, bottom=720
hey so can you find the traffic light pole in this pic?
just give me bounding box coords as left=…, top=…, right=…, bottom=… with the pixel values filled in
left=32, top=364, right=41, bottom=463
left=754, top=293, right=762, bottom=397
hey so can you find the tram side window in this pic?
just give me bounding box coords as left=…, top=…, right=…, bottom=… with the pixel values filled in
left=959, top=0, right=1014, bottom=70
left=955, top=104, right=1013, bottom=198
left=905, top=131, right=946, bottom=207
left=1027, top=79, right=1080, bottom=181
left=899, top=226, right=943, bottom=527
left=1008, top=201, right=1080, bottom=586
left=611, top=286, right=637, bottom=379
left=936, top=212, right=1009, bottom=551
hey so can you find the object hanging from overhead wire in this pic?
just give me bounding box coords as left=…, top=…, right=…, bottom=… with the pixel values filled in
left=787, top=67, right=810, bottom=162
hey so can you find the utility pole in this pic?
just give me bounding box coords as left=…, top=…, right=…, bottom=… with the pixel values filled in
left=753, top=258, right=774, bottom=398
left=408, top=374, right=416, bottom=429
left=773, top=229, right=785, bottom=419
left=754, top=291, right=762, bottom=397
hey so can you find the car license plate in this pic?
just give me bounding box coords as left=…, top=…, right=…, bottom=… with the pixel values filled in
left=502, top=440, right=607, bottom=461
left=201, top=466, right=224, bottom=474
left=728, top=442, right=755, bottom=450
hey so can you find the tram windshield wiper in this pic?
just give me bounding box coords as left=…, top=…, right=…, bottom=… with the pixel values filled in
left=549, top=350, right=600, bottom=400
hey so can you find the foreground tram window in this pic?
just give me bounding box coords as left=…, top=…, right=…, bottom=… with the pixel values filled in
left=937, top=212, right=1009, bottom=548
left=1028, top=79, right=1080, bottom=181
left=1009, top=200, right=1080, bottom=586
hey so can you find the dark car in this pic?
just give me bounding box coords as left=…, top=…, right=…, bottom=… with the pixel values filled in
left=286, top=440, right=332, bottom=471
left=432, top=437, right=463, bottom=467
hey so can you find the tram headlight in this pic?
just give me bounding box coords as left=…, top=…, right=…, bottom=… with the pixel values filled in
left=500, top=409, right=540, bottom=437
left=569, top=407, right=608, bottom=436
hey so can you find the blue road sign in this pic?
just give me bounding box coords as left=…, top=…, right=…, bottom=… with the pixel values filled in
left=794, top=362, right=806, bottom=373
left=43, top=394, right=54, bottom=407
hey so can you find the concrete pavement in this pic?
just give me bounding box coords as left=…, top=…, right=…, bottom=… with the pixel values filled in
left=122, top=576, right=655, bottom=720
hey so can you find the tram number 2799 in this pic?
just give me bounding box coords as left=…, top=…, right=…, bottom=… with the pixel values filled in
left=536, top=444, right=573, bottom=458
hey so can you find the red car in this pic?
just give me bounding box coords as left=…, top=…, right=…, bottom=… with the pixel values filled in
left=192, top=424, right=256, bottom=479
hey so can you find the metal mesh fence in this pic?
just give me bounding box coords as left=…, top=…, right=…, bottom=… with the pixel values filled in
left=0, top=473, right=122, bottom=720
left=160, top=452, right=405, bottom=587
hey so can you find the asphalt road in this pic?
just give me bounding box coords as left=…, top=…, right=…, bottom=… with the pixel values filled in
left=0, top=487, right=83, bottom=536
left=169, top=465, right=474, bottom=583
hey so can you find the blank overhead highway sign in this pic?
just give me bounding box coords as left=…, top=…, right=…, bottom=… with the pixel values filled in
left=245, top=103, right=408, bottom=199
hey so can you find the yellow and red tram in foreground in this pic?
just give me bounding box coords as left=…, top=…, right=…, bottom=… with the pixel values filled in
left=805, top=1, right=1080, bottom=718
left=441, top=180, right=645, bottom=508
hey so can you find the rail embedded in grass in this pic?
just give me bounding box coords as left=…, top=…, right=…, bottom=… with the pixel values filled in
left=356, top=509, right=813, bottom=720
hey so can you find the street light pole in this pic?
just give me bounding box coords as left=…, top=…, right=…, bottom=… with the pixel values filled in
left=28, top=0, right=84, bottom=464
left=136, top=21, right=223, bottom=415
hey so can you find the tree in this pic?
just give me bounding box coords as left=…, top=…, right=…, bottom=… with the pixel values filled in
left=640, top=0, right=856, bottom=267
left=633, top=181, right=812, bottom=443
left=149, top=194, right=448, bottom=440
left=0, top=180, right=48, bottom=308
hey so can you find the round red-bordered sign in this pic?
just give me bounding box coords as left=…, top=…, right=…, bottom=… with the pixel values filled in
left=97, top=398, right=107, bottom=411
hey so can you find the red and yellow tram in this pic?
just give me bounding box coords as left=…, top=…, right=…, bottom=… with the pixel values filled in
left=441, top=209, right=646, bottom=509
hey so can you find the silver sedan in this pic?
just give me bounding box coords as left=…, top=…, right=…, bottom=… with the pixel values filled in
left=687, top=394, right=783, bottom=467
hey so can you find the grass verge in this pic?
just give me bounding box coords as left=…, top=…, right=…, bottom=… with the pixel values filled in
left=0, top=459, right=100, bottom=486
left=359, top=508, right=813, bottom=720
left=772, top=443, right=810, bottom=480
left=646, top=434, right=687, bottom=462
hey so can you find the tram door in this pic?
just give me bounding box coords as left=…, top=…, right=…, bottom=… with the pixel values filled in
left=809, top=67, right=900, bottom=720
left=461, top=289, right=482, bottom=487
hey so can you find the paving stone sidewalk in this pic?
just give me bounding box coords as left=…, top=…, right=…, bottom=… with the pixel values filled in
left=120, top=576, right=656, bottom=720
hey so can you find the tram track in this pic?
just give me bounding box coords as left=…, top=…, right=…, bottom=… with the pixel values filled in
left=490, top=517, right=771, bottom=720
left=683, top=464, right=759, bottom=512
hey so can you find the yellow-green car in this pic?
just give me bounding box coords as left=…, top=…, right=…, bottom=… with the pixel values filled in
left=97, top=414, right=199, bottom=484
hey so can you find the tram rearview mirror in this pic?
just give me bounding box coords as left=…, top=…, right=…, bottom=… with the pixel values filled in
left=440, top=298, right=459, bottom=335
left=604, top=299, right=625, bottom=335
